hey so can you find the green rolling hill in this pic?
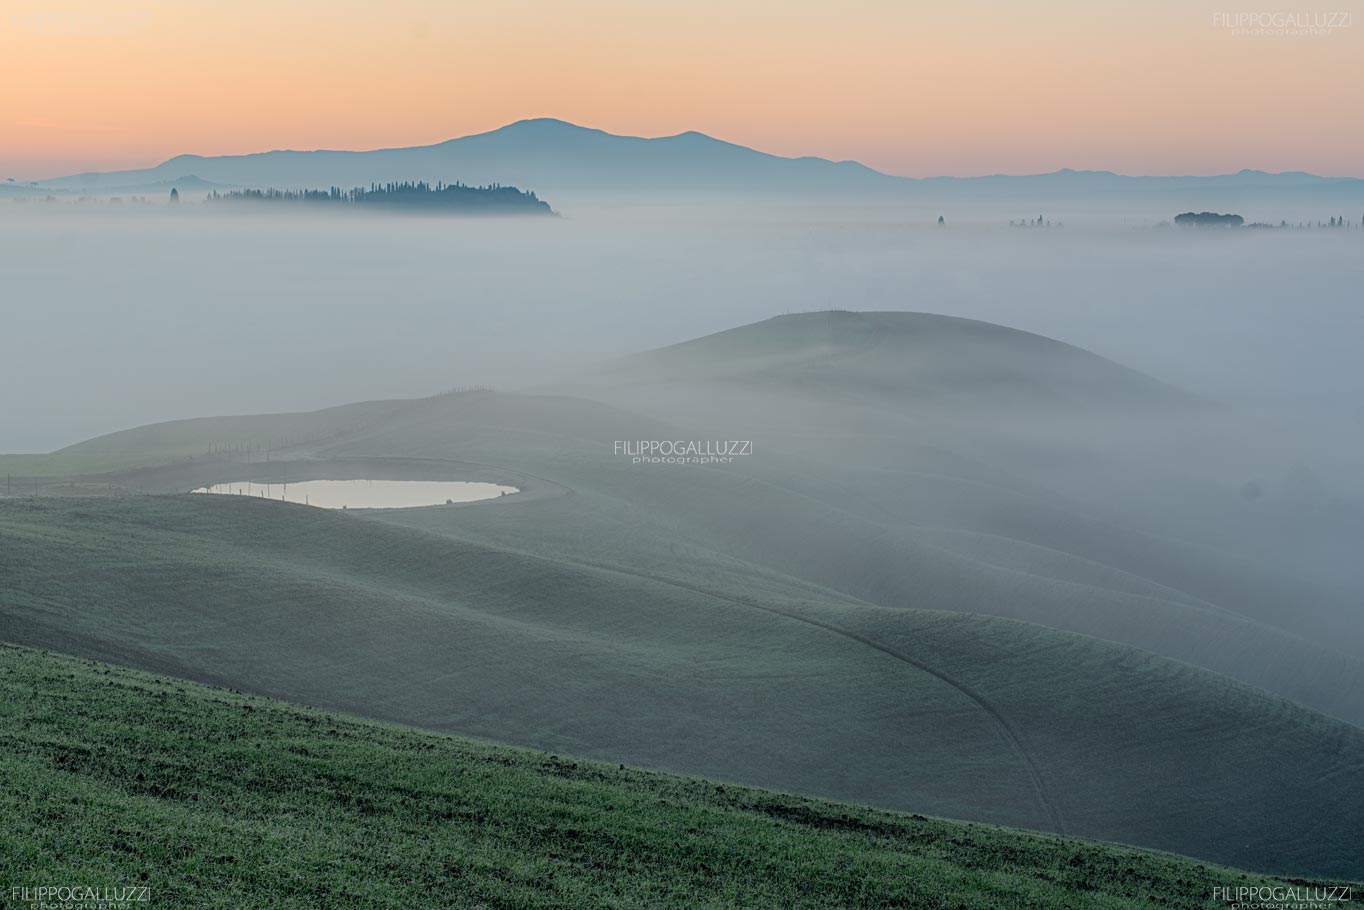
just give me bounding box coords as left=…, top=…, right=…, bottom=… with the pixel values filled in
left=2, top=494, right=1363, bottom=879
left=3, top=311, right=1362, bottom=882
left=581, top=309, right=1196, bottom=410
left=3, top=644, right=1358, bottom=910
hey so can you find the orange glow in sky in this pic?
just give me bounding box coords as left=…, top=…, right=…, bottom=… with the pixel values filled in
left=2, top=0, right=1361, bottom=179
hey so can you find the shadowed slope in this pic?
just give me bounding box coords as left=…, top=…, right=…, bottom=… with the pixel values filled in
left=297, top=389, right=1364, bottom=726
left=3, top=495, right=1364, bottom=878
left=12, top=379, right=1364, bottom=724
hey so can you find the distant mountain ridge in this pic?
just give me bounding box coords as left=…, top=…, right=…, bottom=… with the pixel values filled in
left=35, top=118, right=895, bottom=197
left=28, top=118, right=1364, bottom=204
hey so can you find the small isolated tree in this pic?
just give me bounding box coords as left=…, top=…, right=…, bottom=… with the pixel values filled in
left=169, top=187, right=180, bottom=203
left=937, top=215, right=945, bottom=225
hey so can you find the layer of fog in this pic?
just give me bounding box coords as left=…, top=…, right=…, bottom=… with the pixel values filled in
left=3, top=198, right=1361, bottom=686
left=1, top=200, right=1359, bottom=460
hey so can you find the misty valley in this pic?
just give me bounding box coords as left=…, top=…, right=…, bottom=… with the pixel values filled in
left=2, top=116, right=1362, bottom=910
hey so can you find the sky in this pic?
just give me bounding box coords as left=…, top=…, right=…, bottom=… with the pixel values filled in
left=2, top=0, right=1361, bottom=180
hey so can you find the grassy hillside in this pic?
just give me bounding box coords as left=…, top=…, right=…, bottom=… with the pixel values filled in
left=3, top=494, right=1364, bottom=880
left=311, top=390, right=1364, bottom=726
left=2, top=644, right=1357, bottom=910
left=34, top=351, right=1356, bottom=722
left=580, top=310, right=1195, bottom=409
left=5, top=312, right=1363, bottom=881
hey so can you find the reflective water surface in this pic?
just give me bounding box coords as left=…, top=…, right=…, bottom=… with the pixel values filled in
left=191, top=479, right=518, bottom=509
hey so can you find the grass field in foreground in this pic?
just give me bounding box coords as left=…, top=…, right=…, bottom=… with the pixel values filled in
left=1, top=645, right=1357, bottom=910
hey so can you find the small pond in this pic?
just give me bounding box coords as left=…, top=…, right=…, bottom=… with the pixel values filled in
left=191, top=479, right=518, bottom=509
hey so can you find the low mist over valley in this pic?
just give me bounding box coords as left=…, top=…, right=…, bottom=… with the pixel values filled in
left=3, top=101, right=1363, bottom=907
left=3, top=197, right=1361, bottom=455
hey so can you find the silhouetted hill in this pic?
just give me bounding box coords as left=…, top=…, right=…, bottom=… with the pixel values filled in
left=32, top=118, right=1364, bottom=203
left=37, top=118, right=896, bottom=197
